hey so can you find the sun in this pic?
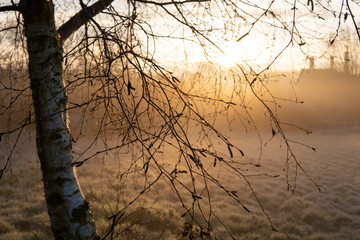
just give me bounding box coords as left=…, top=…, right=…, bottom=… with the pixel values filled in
left=208, top=37, right=272, bottom=69
left=217, top=51, right=238, bottom=68
left=213, top=41, right=241, bottom=68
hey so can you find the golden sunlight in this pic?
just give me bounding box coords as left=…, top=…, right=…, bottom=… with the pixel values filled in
left=214, top=41, right=241, bottom=68
left=217, top=51, right=238, bottom=68
left=212, top=39, right=266, bottom=69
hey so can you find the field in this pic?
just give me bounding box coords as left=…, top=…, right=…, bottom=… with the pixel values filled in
left=1, top=123, right=360, bottom=239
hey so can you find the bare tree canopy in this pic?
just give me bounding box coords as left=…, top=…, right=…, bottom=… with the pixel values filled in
left=0, top=0, right=359, bottom=239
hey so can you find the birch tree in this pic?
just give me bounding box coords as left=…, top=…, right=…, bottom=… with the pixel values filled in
left=0, top=0, right=359, bottom=239
left=0, top=0, right=113, bottom=239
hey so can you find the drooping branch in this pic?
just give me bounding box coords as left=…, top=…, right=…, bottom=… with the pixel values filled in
left=346, top=0, right=360, bottom=42
left=57, top=0, right=113, bottom=43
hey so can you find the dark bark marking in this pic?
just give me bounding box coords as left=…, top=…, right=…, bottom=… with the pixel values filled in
left=54, top=177, right=71, bottom=186
left=48, top=193, right=63, bottom=207
left=71, top=201, right=90, bottom=224
left=50, top=133, right=63, bottom=141
left=54, top=167, right=67, bottom=172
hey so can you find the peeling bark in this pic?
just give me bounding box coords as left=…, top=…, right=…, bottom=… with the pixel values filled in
left=21, top=1, right=99, bottom=239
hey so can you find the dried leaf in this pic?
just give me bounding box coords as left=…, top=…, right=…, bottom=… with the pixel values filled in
left=143, top=161, right=149, bottom=174
left=72, top=161, right=84, bottom=167
left=172, top=76, right=180, bottom=82
left=344, top=12, right=348, bottom=22
left=271, top=128, right=276, bottom=137
left=127, top=81, right=135, bottom=95
left=307, top=0, right=314, bottom=11
left=238, top=149, right=244, bottom=156
left=250, top=77, right=257, bottom=86
left=243, top=205, right=251, bottom=213
left=188, top=154, right=200, bottom=166
left=174, top=113, right=183, bottom=118
left=200, top=230, right=210, bottom=237
left=192, top=194, right=202, bottom=200
left=213, top=157, right=217, bottom=167
left=227, top=145, right=233, bottom=158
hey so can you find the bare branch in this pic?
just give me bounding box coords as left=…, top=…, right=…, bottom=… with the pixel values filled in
left=346, top=0, right=360, bottom=42
left=57, top=0, right=114, bottom=43
left=135, top=0, right=210, bottom=6
left=0, top=5, right=19, bottom=12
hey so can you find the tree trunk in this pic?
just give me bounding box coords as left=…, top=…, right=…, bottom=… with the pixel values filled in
left=22, top=1, right=99, bottom=239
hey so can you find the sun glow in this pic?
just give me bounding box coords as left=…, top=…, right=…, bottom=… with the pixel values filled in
left=212, top=39, right=262, bottom=69
left=217, top=51, right=239, bottom=68
left=211, top=36, right=292, bottom=70
left=214, top=41, right=241, bottom=68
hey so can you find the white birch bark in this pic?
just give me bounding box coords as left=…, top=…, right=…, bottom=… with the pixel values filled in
left=22, top=1, right=99, bottom=239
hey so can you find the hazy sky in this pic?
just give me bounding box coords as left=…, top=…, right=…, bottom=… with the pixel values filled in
left=0, top=0, right=359, bottom=71
left=145, top=0, right=360, bottom=71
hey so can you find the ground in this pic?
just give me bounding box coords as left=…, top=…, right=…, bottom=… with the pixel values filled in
left=1, top=125, right=360, bottom=239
